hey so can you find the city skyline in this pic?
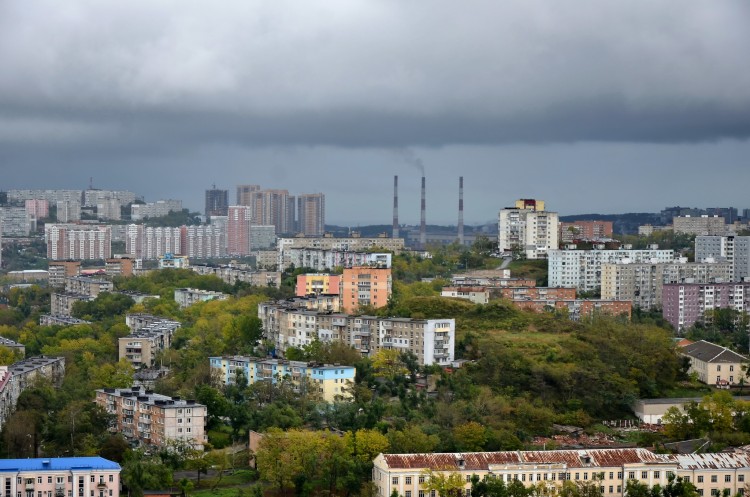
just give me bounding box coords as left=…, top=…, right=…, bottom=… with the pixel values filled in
left=1, top=2, right=749, bottom=224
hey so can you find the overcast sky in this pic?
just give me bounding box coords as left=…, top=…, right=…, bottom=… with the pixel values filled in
left=1, top=1, right=749, bottom=225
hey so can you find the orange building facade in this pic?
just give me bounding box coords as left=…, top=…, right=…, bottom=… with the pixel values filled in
left=341, top=266, right=392, bottom=313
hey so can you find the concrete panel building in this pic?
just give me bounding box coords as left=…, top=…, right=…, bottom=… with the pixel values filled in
left=341, top=266, right=392, bottom=313
left=191, top=263, right=281, bottom=288
left=601, top=260, right=731, bottom=310
left=96, top=386, right=207, bottom=449
left=119, top=315, right=180, bottom=369
left=296, top=273, right=342, bottom=297
left=259, top=303, right=455, bottom=366
left=559, top=220, right=613, bottom=243
left=45, top=224, right=112, bottom=261
left=663, top=282, right=750, bottom=332
left=673, top=215, right=728, bottom=236
left=498, top=199, right=559, bottom=260
left=130, top=199, right=182, bottom=221
left=174, top=288, right=229, bottom=308
left=440, top=287, right=490, bottom=304
left=696, top=235, right=750, bottom=281
left=548, top=248, right=675, bottom=292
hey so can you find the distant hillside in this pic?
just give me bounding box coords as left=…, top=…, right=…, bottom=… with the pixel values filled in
left=559, top=212, right=661, bottom=235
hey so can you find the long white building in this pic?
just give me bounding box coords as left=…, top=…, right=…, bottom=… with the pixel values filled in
left=130, top=200, right=183, bottom=221
left=258, top=302, right=454, bottom=366
left=548, top=247, right=675, bottom=292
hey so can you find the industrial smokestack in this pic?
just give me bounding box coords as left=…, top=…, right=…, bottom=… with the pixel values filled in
left=420, top=176, right=426, bottom=248
left=458, top=176, right=464, bottom=245
left=393, top=175, right=399, bottom=238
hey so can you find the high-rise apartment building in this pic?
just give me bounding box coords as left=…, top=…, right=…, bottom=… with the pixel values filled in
left=249, top=189, right=295, bottom=235
left=296, top=273, right=342, bottom=297
left=297, top=193, right=325, bottom=236
left=205, top=188, right=229, bottom=217
left=83, top=190, right=136, bottom=208
left=663, top=282, right=750, bottom=332
left=548, top=247, right=675, bottom=292
left=236, top=184, right=260, bottom=206
left=498, top=199, right=559, bottom=259
left=0, top=207, right=30, bottom=236
left=25, top=199, right=49, bottom=219
left=695, top=235, right=750, bottom=281
left=45, top=224, right=112, bottom=260
left=227, top=206, right=253, bottom=256
left=341, top=266, right=392, bottom=313
left=181, top=224, right=227, bottom=259
left=601, top=259, right=732, bottom=309
left=125, top=225, right=182, bottom=260
left=56, top=199, right=81, bottom=222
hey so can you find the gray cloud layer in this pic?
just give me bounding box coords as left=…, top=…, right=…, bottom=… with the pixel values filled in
left=1, top=1, right=749, bottom=149
left=1, top=2, right=749, bottom=225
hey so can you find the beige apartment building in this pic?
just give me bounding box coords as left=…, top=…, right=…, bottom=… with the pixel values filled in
left=96, top=386, right=207, bottom=450
left=65, top=276, right=113, bottom=297
left=601, top=260, right=732, bottom=310
left=373, top=449, right=750, bottom=497
left=673, top=215, right=728, bottom=236
left=48, top=260, right=81, bottom=288
left=191, top=263, right=281, bottom=288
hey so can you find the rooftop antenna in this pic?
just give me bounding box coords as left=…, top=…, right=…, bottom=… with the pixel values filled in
left=89, top=177, right=94, bottom=190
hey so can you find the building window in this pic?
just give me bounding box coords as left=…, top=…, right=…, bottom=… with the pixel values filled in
left=406, top=477, right=412, bottom=485
left=108, top=476, right=113, bottom=483
left=725, top=476, right=731, bottom=483
left=575, top=473, right=580, bottom=481
left=739, top=475, right=745, bottom=483
left=654, top=472, right=660, bottom=479
left=419, top=492, right=424, bottom=497
left=609, top=487, right=613, bottom=494
left=48, top=478, right=52, bottom=484
left=609, top=473, right=614, bottom=480
left=393, top=477, right=399, bottom=485
left=419, top=477, right=425, bottom=484
left=618, top=472, right=623, bottom=479
left=711, top=476, right=717, bottom=483
left=406, top=492, right=412, bottom=497
left=641, top=472, right=648, bottom=479
left=698, top=477, right=704, bottom=483
left=629, top=472, right=635, bottom=480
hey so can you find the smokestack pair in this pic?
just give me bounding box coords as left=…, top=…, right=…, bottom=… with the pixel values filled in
left=392, top=175, right=464, bottom=247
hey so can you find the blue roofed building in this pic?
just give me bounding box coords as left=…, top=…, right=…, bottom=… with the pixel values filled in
left=0, top=457, right=121, bottom=497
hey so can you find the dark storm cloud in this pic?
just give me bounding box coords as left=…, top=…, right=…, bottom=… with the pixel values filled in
left=0, top=0, right=749, bottom=149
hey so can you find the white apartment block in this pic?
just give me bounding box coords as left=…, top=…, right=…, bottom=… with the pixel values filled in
left=258, top=303, right=455, bottom=366
left=696, top=235, right=750, bottom=281
left=0, top=356, right=65, bottom=433
left=441, top=287, right=490, bottom=304
left=125, top=225, right=182, bottom=260
left=96, top=199, right=121, bottom=221
left=548, top=248, right=675, bottom=292
left=373, top=449, right=750, bottom=497
left=95, top=386, right=207, bottom=449
left=130, top=200, right=183, bottom=221
left=498, top=203, right=559, bottom=260
left=281, top=248, right=392, bottom=272
left=600, top=260, right=732, bottom=309
left=45, top=224, right=112, bottom=261
left=182, top=224, right=227, bottom=259
left=191, top=263, right=281, bottom=288
left=278, top=234, right=404, bottom=270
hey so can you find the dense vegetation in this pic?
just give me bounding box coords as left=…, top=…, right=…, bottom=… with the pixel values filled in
left=0, top=241, right=740, bottom=497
